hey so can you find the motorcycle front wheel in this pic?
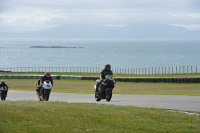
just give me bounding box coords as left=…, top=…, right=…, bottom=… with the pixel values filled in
left=44, top=91, right=50, bottom=101
left=1, top=94, right=6, bottom=100
left=95, top=94, right=101, bottom=102
left=106, top=88, right=112, bottom=102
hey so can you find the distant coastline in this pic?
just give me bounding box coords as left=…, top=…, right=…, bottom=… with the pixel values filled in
left=30, top=46, right=85, bottom=48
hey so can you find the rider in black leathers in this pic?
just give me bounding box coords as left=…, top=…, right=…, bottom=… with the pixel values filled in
left=0, top=80, right=9, bottom=96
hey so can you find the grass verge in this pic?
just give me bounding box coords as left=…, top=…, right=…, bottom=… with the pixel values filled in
left=4, top=79, right=200, bottom=96
left=0, top=101, right=199, bottom=133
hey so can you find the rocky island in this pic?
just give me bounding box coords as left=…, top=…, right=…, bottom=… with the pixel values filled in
left=30, top=46, right=85, bottom=48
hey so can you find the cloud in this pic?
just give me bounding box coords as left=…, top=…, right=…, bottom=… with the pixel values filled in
left=169, top=24, right=200, bottom=31
left=0, top=8, right=66, bottom=32
left=172, top=13, right=200, bottom=19
left=0, top=0, right=200, bottom=32
left=103, top=24, right=126, bottom=28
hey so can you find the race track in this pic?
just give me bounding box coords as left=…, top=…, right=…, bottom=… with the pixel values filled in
left=5, top=90, right=200, bottom=112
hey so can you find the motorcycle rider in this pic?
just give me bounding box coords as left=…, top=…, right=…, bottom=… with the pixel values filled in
left=96, top=64, right=113, bottom=92
left=40, top=72, right=53, bottom=99
left=0, top=80, right=9, bottom=96
left=36, top=76, right=43, bottom=95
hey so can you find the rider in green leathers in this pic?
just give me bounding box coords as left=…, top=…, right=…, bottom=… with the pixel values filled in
left=96, top=64, right=113, bottom=92
left=100, top=65, right=113, bottom=79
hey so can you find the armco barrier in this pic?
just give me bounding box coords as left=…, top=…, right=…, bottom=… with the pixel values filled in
left=61, top=75, right=82, bottom=80
left=0, top=75, right=60, bottom=80
left=81, top=77, right=200, bottom=83
left=0, top=75, right=200, bottom=83
left=114, top=77, right=200, bottom=83
left=69, top=76, right=200, bottom=83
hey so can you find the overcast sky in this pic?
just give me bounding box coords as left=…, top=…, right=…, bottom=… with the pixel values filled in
left=0, top=0, right=200, bottom=32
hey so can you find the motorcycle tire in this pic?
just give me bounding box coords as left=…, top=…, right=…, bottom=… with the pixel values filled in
left=44, top=91, right=50, bottom=101
left=106, top=88, right=112, bottom=102
left=1, top=95, right=6, bottom=100
left=95, top=94, right=101, bottom=102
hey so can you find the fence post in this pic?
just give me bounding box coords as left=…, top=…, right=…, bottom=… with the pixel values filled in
left=172, top=67, right=174, bottom=74
left=196, top=66, right=197, bottom=73
left=191, top=66, right=193, bottom=73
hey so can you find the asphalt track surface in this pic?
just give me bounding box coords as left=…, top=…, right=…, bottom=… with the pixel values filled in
left=5, top=90, right=200, bottom=112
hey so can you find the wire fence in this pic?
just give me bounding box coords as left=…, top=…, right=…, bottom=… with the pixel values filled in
left=0, top=66, right=200, bottom=75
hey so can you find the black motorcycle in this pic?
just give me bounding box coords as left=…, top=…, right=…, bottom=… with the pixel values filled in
left=94, top=76, right=115, bottom=102
left=0, top=86, right=8, bottom=100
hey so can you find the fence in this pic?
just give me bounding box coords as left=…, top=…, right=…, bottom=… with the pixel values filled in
left=0, top=66, right=200, bottom=75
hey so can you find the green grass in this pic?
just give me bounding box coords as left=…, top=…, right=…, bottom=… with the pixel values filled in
left=0, top=101, right=199, bottom=133
left=1, top=72, right=200, bottom=77
left=4, top=79, right=200, bottom=96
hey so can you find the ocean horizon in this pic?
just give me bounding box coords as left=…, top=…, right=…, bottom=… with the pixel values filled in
left=1, top=38, right=200, bottom=69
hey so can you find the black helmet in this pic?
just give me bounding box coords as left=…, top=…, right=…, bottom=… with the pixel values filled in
left=1, top=80, right=5, bottom=84
left=105, top=64, right=111, bottom=71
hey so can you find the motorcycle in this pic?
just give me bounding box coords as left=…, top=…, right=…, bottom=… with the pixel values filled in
left=94, top=75, right=115, bottom=102
left=36, top=80, right=52, bottom=101
left=0, top=86, right=8, bottom=100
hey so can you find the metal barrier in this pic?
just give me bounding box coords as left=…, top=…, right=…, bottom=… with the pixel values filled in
left=0, top=75, right=200, bottom=83
left=0, top=66, right=200, bottom=75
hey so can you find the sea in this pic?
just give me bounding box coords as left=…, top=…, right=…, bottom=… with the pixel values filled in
left=0, top=38, right=200, bottom=69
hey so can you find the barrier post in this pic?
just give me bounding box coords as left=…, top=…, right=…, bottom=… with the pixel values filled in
left=196, top=66, right=197, bottom=73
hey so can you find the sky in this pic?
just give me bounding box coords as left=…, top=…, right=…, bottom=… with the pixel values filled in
left=0, top=0, right=200, bottom=38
